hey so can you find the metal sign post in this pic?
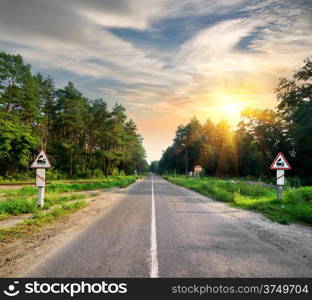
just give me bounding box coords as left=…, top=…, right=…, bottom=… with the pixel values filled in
left=270, top=152, right=291, bottom=199
left=30, top=150, right=51, bottom=209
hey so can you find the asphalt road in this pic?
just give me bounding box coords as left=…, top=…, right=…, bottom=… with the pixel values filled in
left=26, top=175, right=312, bottom=277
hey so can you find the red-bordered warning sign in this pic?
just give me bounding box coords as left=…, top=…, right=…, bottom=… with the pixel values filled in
left=270, top=152, right=291, bottom=170
left=30, top=149, right=51, bottom=169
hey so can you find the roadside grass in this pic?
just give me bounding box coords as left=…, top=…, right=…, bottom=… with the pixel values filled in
left=43, top=194, right=86, bottom=209
left=0, top=196, right=37, bottom=215
left=0, top=175, right=138, bottom=186
left=0, top=186, right=37, bottom=197
left=0, top=175, right=138, bottom=241
left=0, top=193, right=86, bottom=215
left=0, top=176, right=135, bottom=196
left=0, top=201, right=87, bottom=242
left=45, top=178, right=132, bottom=193
left=164, top=176, right=312, bottom=225
left=0, top=176, right=136, bottom=216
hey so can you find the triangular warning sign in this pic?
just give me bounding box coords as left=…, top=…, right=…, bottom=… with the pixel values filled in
left=30, top=150, right=51, bottom=168
left=270, top=152, right=291, bottom=170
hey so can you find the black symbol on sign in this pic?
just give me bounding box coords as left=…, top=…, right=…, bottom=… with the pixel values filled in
left=276, top=158, right=284, bottom=167
left=37, top=154, right=46, bottom=165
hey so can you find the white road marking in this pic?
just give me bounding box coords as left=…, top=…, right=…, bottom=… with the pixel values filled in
left=150, top=176, right=159, bottom=278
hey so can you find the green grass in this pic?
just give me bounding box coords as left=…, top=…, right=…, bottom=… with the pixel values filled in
left=0, top=197, right=37, bottom=215
left=164, top=175, right=312, bottom=225
left=45, top=176, right=136, bottom=193
left=43, top=194, right=86, bottom=209
left=0, top=176, right=136, bottom=217
left=0, top=201, right=87, bottom=241
left=0, top=193, right=86, bottom=215
left=0, top=186, right=37, bottom=197
left=0, top=176, right=136, bottom=195
left=0, top=175, right=138, bottom=241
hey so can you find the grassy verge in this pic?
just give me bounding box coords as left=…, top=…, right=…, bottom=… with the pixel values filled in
left=164, top=175, right=312, bottom=225
left=45, top=176, right=136, bottom=193
left=0, top=175, right=138, bottom=241
left=0, top=176, right=136, bottom=196
left=0, top=201, right=87, bottom=242
left=0, top=193, right=86, bottom=216
left=0, top=176, right=136, bottom=218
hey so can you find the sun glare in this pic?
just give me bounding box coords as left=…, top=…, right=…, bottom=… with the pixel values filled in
left=216, top=95, right=245, bottom=124
left=220, top=101, right=242, bottom=115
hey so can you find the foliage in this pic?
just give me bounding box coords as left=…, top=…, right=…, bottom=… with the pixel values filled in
left=275, top=56, right=312, bottom=178
left=0, top=51, right=148, bottom=178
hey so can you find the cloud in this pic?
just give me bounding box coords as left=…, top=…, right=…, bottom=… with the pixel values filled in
left=1, top=0, right=311, bottom=161
left=151, top=0, right=312, bottom=120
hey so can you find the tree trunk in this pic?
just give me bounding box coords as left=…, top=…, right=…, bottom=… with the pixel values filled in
left=69, top=148, right=73, bottom=177
left=91, top=151, right=95, bottom=177
left=105, top=157, right=109, bottom=177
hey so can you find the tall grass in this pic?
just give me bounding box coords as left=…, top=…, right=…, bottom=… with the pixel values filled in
left=165, top=176, right=312, bottom=225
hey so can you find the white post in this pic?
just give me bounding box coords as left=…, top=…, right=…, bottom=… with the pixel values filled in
left=36, top=168, right=46, bottom=208
left=276, top=169, right=285, bottom=199
left=38, top=187, right=45, bottom=208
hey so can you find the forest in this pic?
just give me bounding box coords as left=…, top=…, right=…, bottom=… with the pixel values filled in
left=0, top=51, right=148, bottom=179
left=153, top=56, right=312, bottom=186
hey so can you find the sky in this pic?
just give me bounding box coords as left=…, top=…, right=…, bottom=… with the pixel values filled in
left=0, top=0, right=311, bottom=163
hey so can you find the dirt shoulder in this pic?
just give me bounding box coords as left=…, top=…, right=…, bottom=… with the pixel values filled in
left=0, top=186, right=130, bottom=277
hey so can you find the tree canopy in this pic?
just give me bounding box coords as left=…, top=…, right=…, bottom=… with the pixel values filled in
left=0, top=51, right=148, bottom=178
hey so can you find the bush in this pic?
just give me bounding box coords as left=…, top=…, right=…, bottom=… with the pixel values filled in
left=93, top=169, right=104, bottom=178
left=46, top=169, right=67, bottom=180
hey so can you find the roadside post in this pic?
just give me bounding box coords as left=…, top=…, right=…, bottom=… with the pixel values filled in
left=194, top=165, right=202, bottom=180
left=30, top=150, right=51, bottom=208
left=270, top=152, right=291, bottom=199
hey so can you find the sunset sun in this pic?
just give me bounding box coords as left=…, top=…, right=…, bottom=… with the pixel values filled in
left=212, top=94, right=246, bottom=125
left=219, top=100, right=243, bottom=116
